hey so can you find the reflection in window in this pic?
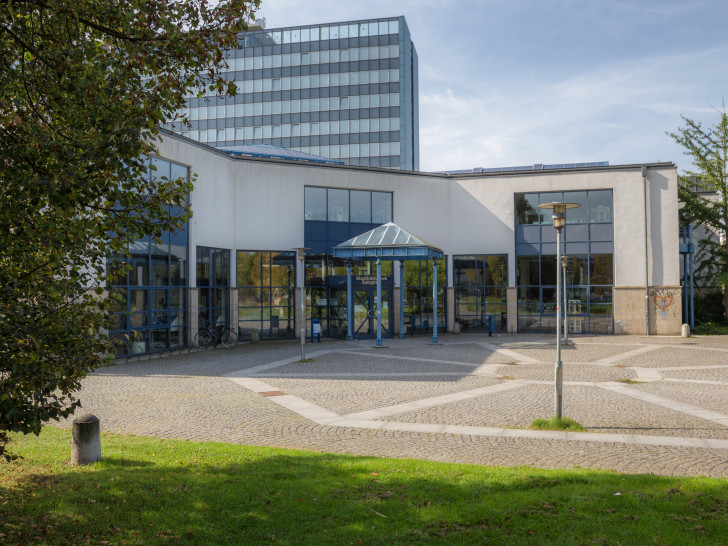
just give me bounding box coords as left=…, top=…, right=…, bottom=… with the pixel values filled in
left=403, top=259, right=447, bottom=334
left=237, top=251, right=296, bottom=341
left=327, top=189, right=349, bottom=222
left=454, top=255, right=507, bottom=332
left=197, top=246, right=229, bottom=329
left=108, top=157, right=189, bottom=357
left=304, top=187, right=326, bottom=220
left=515, top=189, right=614, bottom=333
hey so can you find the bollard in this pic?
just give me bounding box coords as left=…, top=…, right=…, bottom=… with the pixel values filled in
left=681, top=323, right=690, bottom=338
left=71, top=414, right=101, bottom=465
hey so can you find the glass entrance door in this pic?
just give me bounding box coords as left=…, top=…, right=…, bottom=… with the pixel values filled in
left=353, top=288, right=391, bottom=339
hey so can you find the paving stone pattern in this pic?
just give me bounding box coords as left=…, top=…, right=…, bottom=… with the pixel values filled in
left=55, top=334, right=728, bottom=477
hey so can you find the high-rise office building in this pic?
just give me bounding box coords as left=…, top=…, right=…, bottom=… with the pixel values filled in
left=169, top=16, right=419, bottom=170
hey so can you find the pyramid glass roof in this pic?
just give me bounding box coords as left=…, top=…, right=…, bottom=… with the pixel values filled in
left=333, top=223, right=443, bottom=261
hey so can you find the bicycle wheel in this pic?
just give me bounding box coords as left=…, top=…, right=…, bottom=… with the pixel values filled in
left=195, top=328, right=214, bottom=349
left=221, top=328, right=238, bottom=349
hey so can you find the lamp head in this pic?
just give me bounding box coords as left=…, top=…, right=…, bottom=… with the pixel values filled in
left=537, top=201, right=581, bottom=231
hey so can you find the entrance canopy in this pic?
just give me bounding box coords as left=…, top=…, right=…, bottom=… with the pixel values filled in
left=333, top=222, right=444, bottom=261
left=333, top=223, right=443, bottom=346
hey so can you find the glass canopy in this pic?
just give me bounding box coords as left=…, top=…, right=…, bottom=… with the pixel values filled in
left=333, top=222, right=444, bottom=260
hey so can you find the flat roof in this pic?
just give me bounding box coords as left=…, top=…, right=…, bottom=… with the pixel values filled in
left=159, top=129, right=676, bottom=179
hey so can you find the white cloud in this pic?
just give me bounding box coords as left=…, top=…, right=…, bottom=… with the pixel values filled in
left=419, top=46, right=728, bottom=171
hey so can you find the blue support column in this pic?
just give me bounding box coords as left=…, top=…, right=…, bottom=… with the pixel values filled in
left=376, top=258, right=383, bottom=346
left=399, top=260, right=405, bottom=339
left=346, top=263, right=353, bottom=341
left=432, top=262, right=438, bottom=344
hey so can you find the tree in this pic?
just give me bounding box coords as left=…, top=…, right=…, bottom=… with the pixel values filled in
left=0, top=0, right=259, bottom=460
left=670, top=111, right=728, bottom=322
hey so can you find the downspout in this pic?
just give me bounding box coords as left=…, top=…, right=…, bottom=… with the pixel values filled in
left=642, top=165, right=650, bottom=335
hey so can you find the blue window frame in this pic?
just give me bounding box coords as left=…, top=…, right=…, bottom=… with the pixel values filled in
left=515, top=190, right=614, bottom=334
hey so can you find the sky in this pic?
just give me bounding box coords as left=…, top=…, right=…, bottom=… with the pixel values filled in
left=253, top=0, right=728, bottom=172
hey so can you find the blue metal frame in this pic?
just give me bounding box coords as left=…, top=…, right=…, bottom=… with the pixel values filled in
left=333, top=223, right=444, bottom=345
left=679, top=225, right=695, bottom=329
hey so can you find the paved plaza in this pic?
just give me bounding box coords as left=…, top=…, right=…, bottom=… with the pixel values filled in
left=56, top=334, right=728, bottom=477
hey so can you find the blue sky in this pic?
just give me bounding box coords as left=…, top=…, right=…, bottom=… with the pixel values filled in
left=255, top=0, right=728, bottom=172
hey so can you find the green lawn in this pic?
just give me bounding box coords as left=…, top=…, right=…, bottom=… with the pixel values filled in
left=2, top=427, right=727, bottom=544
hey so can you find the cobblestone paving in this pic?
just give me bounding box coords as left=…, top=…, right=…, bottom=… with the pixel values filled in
left=619, top=346, right=728, bottom=367
left=271, top=376, right=501, bottom=415
left=660, top=367, right=728, bottom=381
left=494, top=362, right=638, bottom=382
left=506, top=343, right=643, bottom=363
left=273, top=352, right=478, bottom=374
left=381, top=383, right=728, bottom=439
left=55, top=333, right=728, bottom=477
left=356, top=343, right=517, bottom=364
left=632, top=382, right=728, bottom=415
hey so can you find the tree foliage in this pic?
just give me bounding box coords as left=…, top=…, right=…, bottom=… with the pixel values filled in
left=670, top=111, right=728, bottom=322
left=0, top=0, right=259, bottom=460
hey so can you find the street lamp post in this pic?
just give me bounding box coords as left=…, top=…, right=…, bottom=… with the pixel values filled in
left=292, top=247, right=310, bottom=362
left=562, top=255, right=569, bottom=345
left=538, top=202, right=580, bottom=419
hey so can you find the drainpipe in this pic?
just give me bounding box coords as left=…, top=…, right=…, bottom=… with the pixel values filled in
left=642, top=165, right=650, bottom=335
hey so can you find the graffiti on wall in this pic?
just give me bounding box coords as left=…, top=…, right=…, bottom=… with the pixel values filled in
left=650, top=289, right=678, bottom=319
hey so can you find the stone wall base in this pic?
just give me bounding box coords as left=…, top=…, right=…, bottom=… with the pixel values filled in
left=614, top=286, right=682, bottom=335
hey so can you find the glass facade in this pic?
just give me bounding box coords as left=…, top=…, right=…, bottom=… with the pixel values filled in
left=454, top=255, right=508, bottom=332
left=169, top=17, right=419, bottom=170
left=304, top=185, right=395, bottom=338
left=237, top=251, right=296, bottom=340
left=196, top=247, right=230, bottom=329
left=108, top=158, right=189, bottom=357
left=515, top=190, right=614, bottom=334
left=403, top=259, right=447, bottom=334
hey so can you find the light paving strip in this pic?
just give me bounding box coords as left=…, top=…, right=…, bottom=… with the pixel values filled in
left=475, top=341, right=540, bottom=363
left=250, top=372, right=477, bottom=378
left=342, top=380, right=528, bottom=420
left=598, top=381, right=728, bottom=427
left=591, top=344, right=662, bottom=366
left=654, top=364, right=728, bottom=371
left=221, top=379, right=728, bottom=450
left=337, top=350, right=480, bottom=367
left=632, top=367, right=663, bottom=381
left=664, top=378, right=728, bottom=386
left=225, top=349, right=333, bottom=377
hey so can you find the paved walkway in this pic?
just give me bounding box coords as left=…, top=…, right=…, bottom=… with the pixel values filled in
left=57, top=334, right=728, bottom=477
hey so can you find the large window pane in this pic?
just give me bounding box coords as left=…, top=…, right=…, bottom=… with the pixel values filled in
left=590, top=254, right=613, bottom=285
left=589, top=190, right=612, bottom=223
left=237, top=251, right=261, bottom=286
left=563, top=191, right=588, bottom=224
left=304, top=187, right=326, bottom=220
left=516, top=193, right=540, bottom=225
left=327, top=189, right=349, bottom=222
left=372, top=192, right=392, bottom=223
left=565, top=254, right=589, bottom=285
left=350, top=190, right=371, bottom=222
left=517, top=255, right=539, bottom=285
left=484, top=255, right=507, bottom=285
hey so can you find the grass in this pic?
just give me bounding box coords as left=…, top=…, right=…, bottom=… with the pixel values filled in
left=2, top=428, right=727, bottom=545
left=694, top=322, right=728, bottom=335
left=530, top=417, right=586, bottom=432
left=617, top=378, right=644, bottom=384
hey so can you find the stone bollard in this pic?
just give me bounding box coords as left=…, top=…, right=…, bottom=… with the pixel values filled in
left=681, top=323, right=691, bottom=338
left=71, top=414, right=101, bottom=465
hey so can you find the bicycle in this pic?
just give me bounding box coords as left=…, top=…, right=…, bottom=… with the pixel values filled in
left=194, top=321, right=238, bottom=349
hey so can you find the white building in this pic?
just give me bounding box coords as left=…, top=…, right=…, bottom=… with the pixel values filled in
left=109, top=132, right=681, bottom=357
